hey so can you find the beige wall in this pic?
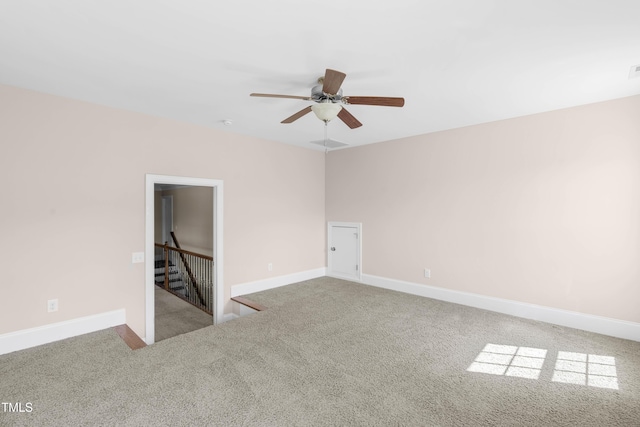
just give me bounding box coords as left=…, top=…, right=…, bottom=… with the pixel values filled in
left=155, top=186, right=213, bottom=256
left=2, top=81, right=638, bottom=342
left=326, top=95, right=640, bottom=324
left=0, top=84, right=325, bottom=337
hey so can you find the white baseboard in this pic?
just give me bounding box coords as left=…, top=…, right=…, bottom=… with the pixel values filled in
left=231, top=267, right=326, bottom=297
left=221, top=313, right=239, bottom=323
left=361, top=274, right=640, bottom=342
left=0, top=309, right=126, bottom=355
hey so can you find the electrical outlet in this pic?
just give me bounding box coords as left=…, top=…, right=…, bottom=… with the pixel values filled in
left=132, top=252, right=144, bottom=264
left=268, top=263, right=273, bottom=271
left=47, top=299, right=58, bottom=313
left=424, top=268, right=431, bottom=279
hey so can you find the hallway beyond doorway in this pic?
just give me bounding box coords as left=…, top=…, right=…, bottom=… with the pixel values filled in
left=154, top=286, right=213, bottom=342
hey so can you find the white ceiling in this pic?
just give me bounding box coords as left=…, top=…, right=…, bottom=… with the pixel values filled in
left=1, top=1, right=639, bottom=151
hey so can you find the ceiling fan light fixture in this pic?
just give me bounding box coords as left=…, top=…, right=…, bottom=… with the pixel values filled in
left=311, top=102, right=342, bottom=122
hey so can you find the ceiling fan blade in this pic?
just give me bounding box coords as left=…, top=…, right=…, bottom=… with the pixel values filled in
left=281, top=106, right=312, bottom=124
left=343, top=96, right=405, bottom=107
left=250, top=93, right=311, bottom=100
left=322, top=69, right=346, bottom=96
left=337, top=108, right=363, bottom=129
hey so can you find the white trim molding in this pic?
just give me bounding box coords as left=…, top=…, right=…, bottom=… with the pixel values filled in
left=361, top=274, right=640, bottom=343
left=221, top=313, right=240, bottom=323
left=0, top=309, right=126, bottom=356
left=231, top=267, right=326, bottom=297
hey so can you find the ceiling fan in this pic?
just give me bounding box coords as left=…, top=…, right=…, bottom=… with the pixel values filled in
left=250, top=69, right=405, bottom=129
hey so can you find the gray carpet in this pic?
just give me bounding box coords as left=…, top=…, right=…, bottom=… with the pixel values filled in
left=1, top=277, right=639, bottom=426
left=155, top=286, right=213, bottom=342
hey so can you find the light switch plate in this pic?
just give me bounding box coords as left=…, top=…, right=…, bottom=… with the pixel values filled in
left=132, top=252, right=145, bottom=263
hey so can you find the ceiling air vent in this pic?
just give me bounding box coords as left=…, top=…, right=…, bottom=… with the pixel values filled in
left=629, top=64, right=640, bottom=79
left=310, top=139, right=348, bottom=149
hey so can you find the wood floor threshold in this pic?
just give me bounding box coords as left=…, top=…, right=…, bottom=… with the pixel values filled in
left=231, top=296, right=267, bottom=312
left=114, top=324, right=147, bottom=350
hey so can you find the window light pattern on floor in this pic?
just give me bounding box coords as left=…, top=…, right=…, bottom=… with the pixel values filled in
left=467, top=343, right=547, bottom=380
left=552, top=351, right=618, bottom=390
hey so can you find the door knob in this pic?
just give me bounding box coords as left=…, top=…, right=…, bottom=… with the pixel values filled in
left=330, top=247, right=336, bottom=251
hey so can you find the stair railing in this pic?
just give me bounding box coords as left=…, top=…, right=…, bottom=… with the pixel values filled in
left=154, top=240, right=214, bottom=315
left=170, top=231, right=207, bottom=307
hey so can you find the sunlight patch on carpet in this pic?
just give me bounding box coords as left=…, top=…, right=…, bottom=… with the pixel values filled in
left=552, top=352, right=618, bottom=390
left=467, top=343, right=546, bottom=380
left=467, top=344, right=619, bottom=390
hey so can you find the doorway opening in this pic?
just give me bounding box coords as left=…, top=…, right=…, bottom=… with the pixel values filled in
left=154, top=185, right=212, bottom=341
left=145, top=174, right=224, bottom=345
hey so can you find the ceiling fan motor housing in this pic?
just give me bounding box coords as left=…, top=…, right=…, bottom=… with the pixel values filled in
left=311, top=84, right=343, bottom=103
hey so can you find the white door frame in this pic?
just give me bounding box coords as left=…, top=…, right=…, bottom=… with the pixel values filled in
left=145, top=174, right=224, bottom=344
left=327, top=221, right=362, bottom=281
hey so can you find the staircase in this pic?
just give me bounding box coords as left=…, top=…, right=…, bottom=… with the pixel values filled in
left=154, top=258, right=187, bottom=297
left=154, top=234, right=214, bottom=315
